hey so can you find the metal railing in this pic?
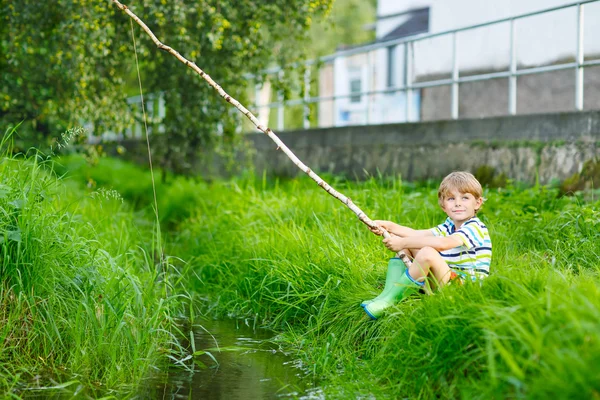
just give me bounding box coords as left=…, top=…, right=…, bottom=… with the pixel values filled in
left=252, top=0, right=600, bottom=130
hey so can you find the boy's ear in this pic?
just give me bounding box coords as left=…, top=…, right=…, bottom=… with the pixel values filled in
left=475, top=197, right=484, bottom=211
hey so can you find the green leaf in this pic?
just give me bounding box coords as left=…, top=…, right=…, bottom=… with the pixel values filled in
left=9, top=199, right=24, bottom=209
left=202, top=346, right=259, bottom=353
left=193, top=349, right=219, bottom=366
left=0, top=184, right=11, bottom=199
left=493, top=339, right=525, bottom=380
left=47, top=380, right=79, bottom=389
left=27, top=380, right=79, bottom=390
left=7, top=229, right=21, bottom=243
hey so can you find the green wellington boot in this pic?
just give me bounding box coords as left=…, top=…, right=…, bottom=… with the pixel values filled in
left=363, top=269, right=423, bottom=320
left=361, top=258, right=407, bottom=307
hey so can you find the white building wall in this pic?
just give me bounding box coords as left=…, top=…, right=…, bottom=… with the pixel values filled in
left=319, top=0, right=600, bottom=127
left=378, top=0, right=600, bottom=77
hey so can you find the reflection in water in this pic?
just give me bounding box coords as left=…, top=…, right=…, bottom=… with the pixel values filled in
left=140, top=319, right=320, bottom=400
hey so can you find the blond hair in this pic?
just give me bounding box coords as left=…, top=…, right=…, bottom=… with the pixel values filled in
left=438, top=171, right=485, bottom=209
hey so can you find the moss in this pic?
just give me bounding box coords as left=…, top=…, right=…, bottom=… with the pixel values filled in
left=474, top=165, right=508, bottom=188
left=560, top=158, right=600, bottom=195
left=469, top=140, right=574, bottom=151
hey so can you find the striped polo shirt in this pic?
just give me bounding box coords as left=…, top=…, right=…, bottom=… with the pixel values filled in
left=430, top=216, right=492, bottom=280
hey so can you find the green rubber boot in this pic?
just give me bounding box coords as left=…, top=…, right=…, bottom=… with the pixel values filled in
left=363, top=269, right=423, bottom=320
left=361, top=258, right=407, bottom=307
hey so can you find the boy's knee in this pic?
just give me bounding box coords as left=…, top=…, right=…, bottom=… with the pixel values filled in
left=415, top=246, right=438, bottom=263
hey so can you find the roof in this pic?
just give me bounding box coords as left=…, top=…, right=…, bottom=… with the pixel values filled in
left=378, top=7, right=429, bottom=42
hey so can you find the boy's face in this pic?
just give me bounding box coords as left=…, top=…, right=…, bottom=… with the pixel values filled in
left=441, top=190, right=483, bottom=224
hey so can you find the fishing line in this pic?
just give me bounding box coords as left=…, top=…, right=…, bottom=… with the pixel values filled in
left=130, top=20, right=160, bottom=227
left=130, top=19, right=164, bottom=263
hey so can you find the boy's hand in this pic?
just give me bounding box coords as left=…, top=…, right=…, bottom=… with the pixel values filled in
left=369, top=220, right=392, bottom=236
left=382, top=236, right=405, bottom=252
left=368, top=225, right=384, bottom=236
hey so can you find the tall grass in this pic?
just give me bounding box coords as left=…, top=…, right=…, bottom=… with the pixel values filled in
left=54, top=154, right=206, bottom=227
left=163, top=174, right=600, bottom=399
left=0, top=136, right=185, bottom=396
left=52, top=154, right=600, bottom=398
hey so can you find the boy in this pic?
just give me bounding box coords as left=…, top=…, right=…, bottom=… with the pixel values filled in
left=362, top=171, right=492, bottom=320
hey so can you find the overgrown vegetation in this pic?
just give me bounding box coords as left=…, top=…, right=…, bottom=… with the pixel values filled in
left=0, top=134, right=187, bottom=397
left=6, top=149, right=600, bottom=398
left=159, top=171, right=598, bottom=398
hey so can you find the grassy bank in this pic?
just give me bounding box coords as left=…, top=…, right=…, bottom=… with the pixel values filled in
left=0, top=150, right=185, bottom=396
left=166, top=174, right=600, bottom=398
left=53, top=155, right=600, bottom=398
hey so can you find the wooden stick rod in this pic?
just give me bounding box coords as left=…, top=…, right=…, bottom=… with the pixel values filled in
left=111, top=0, right=412, bottom=267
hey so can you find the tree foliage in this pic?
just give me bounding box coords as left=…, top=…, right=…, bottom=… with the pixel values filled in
left=1, top=0, right=332, bottom=173
left=309, top=0, right=377, bottom=57
left=278, top=0, right=377, bottom=129
left=1, top=1, right=132, bottom=141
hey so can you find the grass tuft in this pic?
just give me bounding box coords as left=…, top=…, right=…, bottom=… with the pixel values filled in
left=0, top=139, right=184, bottom=395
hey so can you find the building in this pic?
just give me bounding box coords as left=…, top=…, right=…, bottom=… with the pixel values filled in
left=316, top=0, right=600, bottom=128
left=124, top=0, right=600, bottom=135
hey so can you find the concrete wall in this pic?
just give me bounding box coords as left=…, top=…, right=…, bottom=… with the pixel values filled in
left=247, top=111, right=600, bottom=184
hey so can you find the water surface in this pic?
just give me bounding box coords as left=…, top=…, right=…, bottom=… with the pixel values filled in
left=140, top=319, right=319, bottom=399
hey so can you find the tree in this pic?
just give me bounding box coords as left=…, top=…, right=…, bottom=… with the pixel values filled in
left=1, top=1, right=132, bottom=143
left=0, top=0, right=332, bottom=173
left=309, top=0, right=377, bottom=58
left=260, top=0, right=378, bottom=130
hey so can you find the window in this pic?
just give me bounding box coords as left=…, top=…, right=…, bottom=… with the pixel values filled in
left=350, top=78, right=362, bottom=103
left=387, top=45, right=396, bottom=88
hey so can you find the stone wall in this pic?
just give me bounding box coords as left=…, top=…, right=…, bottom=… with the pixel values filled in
left=246, top=110, right=600, bottom=184
left=117, top=111, right=600, bottom=184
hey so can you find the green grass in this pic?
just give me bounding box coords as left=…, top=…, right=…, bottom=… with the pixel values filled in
left=0, top=137, right=186, bottom=396
left=11, top=148, right=600, bottom=398
left=54, top=154, right=207, bottom=227
left=162, top=174, right=600, bottom=399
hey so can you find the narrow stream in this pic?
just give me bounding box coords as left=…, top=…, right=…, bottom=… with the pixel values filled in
left=139, top=319, right=321, bottom=399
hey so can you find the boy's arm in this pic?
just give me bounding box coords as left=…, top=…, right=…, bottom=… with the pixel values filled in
left=383, top=234, right=462, bottom=253
left=372, top=220, right=433, bottom=237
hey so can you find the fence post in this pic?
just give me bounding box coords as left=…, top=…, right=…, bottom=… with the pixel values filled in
left=304, top=67, right=311, bottom=129
left=405, top=42, right=413, bottom=122
left=254, top=83, right=262, bottom=128
left=278, top=70, right=285, bottom=131
left=451, top=32, right=459, bottom=120
left=333, top=56, right=340, bottom=127
left=366, top=50, right=372, bottom=124
left=575, top=3, right=584, bottom=111
left=509, top=18, right=517, bottom=115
